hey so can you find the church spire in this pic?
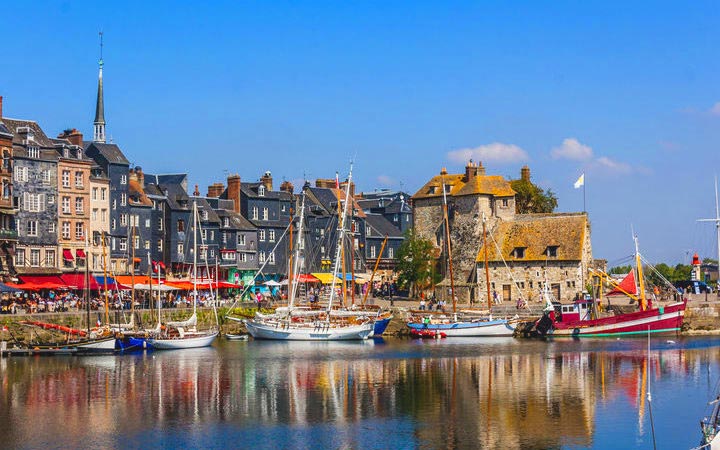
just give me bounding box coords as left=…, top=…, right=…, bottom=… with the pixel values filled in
left=93, top=31, right=106, bottom=143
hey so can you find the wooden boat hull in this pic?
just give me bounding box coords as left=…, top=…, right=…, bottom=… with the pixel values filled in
left=373, top=317, right=392, bottom=335
left=407, top=319, right=516, bottom=337
left=244, top=319, right=374, bottom=340
left=546, top=302, right=685, bottom=337
left=76, top=336, right=117, bottom=351
left=147, top=332, right=218, bottom=349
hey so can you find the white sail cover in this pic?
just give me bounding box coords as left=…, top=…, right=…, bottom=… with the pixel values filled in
left=167, top=312, right=197, bottom=328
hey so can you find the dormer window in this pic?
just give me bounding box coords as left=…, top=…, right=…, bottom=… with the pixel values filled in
left=63, top=148, right=69, bottom=158
left=223, top=217, right=229, bottom=227
left=429, top=186, right=437, bottom=195
left=512, top=247, right=526, bottom=259
left=77, top=149, right=82, bottom=160
left=202, top=210, right=209, bottom=221
left=545, top=246, right=559, bottom=258
left=258, top=185, right=265, bottom=196
left=27, top=146, right=40, bottom=159
left=444, top=184, right=451, bottom=193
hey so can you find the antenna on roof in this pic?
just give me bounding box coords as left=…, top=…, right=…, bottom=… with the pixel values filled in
left=99, top=31, right=104, bottom=62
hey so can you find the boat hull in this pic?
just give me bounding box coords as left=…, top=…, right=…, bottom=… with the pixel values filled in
left=147, top=332, right=218, bottom=349
left=245, top=320, right=374, bottom=341
left=76, top=336, right=117, bottom=352
left=407, top=319, right=516, bottom=337
left=547, top=302, right=685, bottom=337
left=373, top=317, right=392, bottom=336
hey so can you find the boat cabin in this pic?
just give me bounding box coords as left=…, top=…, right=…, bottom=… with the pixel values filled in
left=555, top=300, right=594, bottom=323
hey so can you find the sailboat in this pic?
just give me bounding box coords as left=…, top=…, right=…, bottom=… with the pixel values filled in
left=147, top=200, right=219, bottom=349
left=406, top=184, right=517, bottom=337
left=534, top=234, right=686, bottom=337
left=244, top=168, right=375, bottom=340
left=76, top=234, right=116, bottom=352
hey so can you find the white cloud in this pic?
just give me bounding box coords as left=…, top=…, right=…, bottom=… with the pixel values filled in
left=376, top=175, right=395, bottom=186
left=447, top=142, right=528, bottom=164
left=551, top=138, right=594, bottom=161
left=710, top=102, right=720, bottom=116
left=593, top=156, right=632, bottom=174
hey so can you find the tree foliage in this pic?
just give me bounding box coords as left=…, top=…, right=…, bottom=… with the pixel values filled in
left=395, top=229, right=440, bottom=297
left=510, top=178, right=558, bottom=214
left=609, top=265, right=632, bottom=275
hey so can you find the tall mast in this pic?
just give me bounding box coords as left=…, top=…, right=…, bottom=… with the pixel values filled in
left=131, top=226, right=136, bottom=318
left=634, top=234, right=647, bottom=311
left=483, top=213, right=492, bottom=310
left=698, top=176, right=720, bottom=281
left=327, top=164, right=353, bottom=312
left=288, top=208, right=293, bottom=305
left=442, top=177, right=456, bottom=313
left=85, top=235, right=91, bottom=335
left=193, top=200, right=198, bottom=317
left=289, top=193, right=306, bottom=308
left=102, top=232, right=109, bottom=325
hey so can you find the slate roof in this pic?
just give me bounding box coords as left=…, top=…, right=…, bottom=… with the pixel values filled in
left=214, top=208, right=256, bottom=230
left=1, top=118, right=58, bottom=161
left=0, top=121, right=11, bottom=137
left=84, top=141, right=129, bottom=165
left=413, top=172, right=515, bottom=200
left=241, top=182, right=292, bottom=201
left=364, top=213, right=404, bottom=239
left=192, top=196, right=221, bottom=224
left=307, top=187, right=366, bottom=218
left=476, top=213, right=588, bottom=263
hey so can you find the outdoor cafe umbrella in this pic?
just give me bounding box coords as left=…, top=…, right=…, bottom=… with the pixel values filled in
left=263, top=280, right=282, bottom=287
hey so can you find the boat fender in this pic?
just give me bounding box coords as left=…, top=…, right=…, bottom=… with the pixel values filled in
left=658, top=306, right=664, bottom=315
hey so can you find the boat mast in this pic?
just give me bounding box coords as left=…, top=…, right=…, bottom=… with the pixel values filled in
left=327, top=163, right=353, bottom=313
left=131, top=226, right=136, bottom=319
left=193, top=200, right=198, bottom=318
left=442, top=178, right=457, bottom=313
left=698, top=176, right=720, bottom=285
left=102, top=232, right=109, bottom=326
left=362, top=235, right=388, bottom=307
left=85, top=235, right=90, bottom=335
left=634, top=234, right=648, bottom=311
left=289, top=193, right=306, bottom=308
left=483, top=212, right=492, bottom=310
left=288, top=206, right=293, bottom=306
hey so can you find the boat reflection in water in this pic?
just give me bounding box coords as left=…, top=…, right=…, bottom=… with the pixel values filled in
left=0, top=338, right=716, bottom=449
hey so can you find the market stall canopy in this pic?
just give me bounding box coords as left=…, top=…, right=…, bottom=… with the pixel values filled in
left=0, top=282, right=22, bottom=293
left=133, top=283, right=179, bottom=291
left=311, top=273, right=342, bottom=284
left=263, top=280, right=282, bottom=287
left=17, top=275, right=68, bottom=290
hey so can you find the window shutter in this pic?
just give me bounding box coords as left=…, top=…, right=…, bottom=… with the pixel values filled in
left=39, top=194, right=46, bottom=212
left=22, top=192, right=28, bottom=210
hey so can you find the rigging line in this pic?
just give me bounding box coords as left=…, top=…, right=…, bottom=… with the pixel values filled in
left=639, top=253, right=677, bottom=291
left=195, top=209, right=219, bottom=327
left=487, top=226, right=528, bottom=305
left=224, top=221, right=291, bottom=315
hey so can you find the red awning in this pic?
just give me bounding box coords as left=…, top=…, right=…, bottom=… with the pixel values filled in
left=60, top=274, right=101, bottom=290
left=17, top=275, right=68, bottom=290
left=298, top=274, right=321, bottom=283
left=63, top=249, right=74, bottom=261
left=76, top=249, right=86, bottom=258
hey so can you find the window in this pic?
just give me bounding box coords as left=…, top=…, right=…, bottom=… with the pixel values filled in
left=101, top=188, right=107, bottom=200
left=502, top=198, right=509, bottom=208
left=177, top=243, right=184, bottom=256
left=47, top=194, right=54, bottom=205
left=252, top=206, right=258, bottom=220
left=30, top=249, right=40, bottom=267
left=120, top=214, right=127, bottom=226
left=111, top=218, right=116, bottom=230
left=209, top=248, right=215, bottom=258
left=389, top=247, right=394, bottom=258
left=258, top=185, right=265, bottom=196
left=145, top=219, right=150, bottom=228
left=269, top=230, right=275, bottom=242
left=366, top=226, right=371, bottom=235
left=133, top=235, right=140, bottom=249
left=62, top=222, right=70, bottom=239
left=62, top=170, right=70, bottom=188
left=92, top=187, right=98, bottom=200
left=112, top=199, right=116, bottom=210
left=370, top=246, right=376, bottom=258
left=512, top=247, right=526, bottom=258
left=202, top=210, right=209, bottom=221
left=74, top=171, right=83, bottom=188
left=158, top=218, right=163, bottom=231
left=75, top=197, right=83, bottom=214
left=46, top=250, right=55, bottom=267
left=14, top=166, right=28, bottom=182
left=61, top=196, right=71, bottom=214
left=26, top=220, right=37, bottom=236
left=393, top=214, right=398, bottom=222
left=157, top=239, right=163, bottom=252
left=262, top=207, right=268, bottom=220
left=177, top=219, right=185, bottom=232
left=222, top=232, right=227, bottom=244
left=199, top=247, right=207, bottom=260
left=259, top=230, right=266, bottom=241
left=75, top=222, right=84, bottom=240
left=42, top=170, right=51, bottom=184
left=121, top=193, right=127, bottom=206
left=240, top=253, right=247, bottom=263
left=144, top=240, right=150, bottom=250
left=223, top=217, right=229, bottom=228
left=238, top=234, right=245, bottom=246
left=321, top=245, right=325, bottom=256
left=119, top=238, right=127, bottom=251
left=28, top=146, right=40, bottom=159
left=101, top=209, right=107, bottom=223
left=201, top=229, right=207, bottom=241
left=91, top=209, right=98, bottom=221
left=268, top=251, right=275, bottom=264
left=24, top=193, right=45, bottom=212
left=15, top=249, right=25, bottom=266
left=259, top=251, right=265, bottom=263
left=48, top=223, right=56, bottom=233
left=210, top=230, right=214, bottom=241
left=281, top=204, right=286, bottom=212
left=120, top=174, right=127, bottom=185
left=546, top=246, right=559, bottom=258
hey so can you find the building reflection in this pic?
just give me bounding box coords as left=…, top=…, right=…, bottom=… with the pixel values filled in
left=0, top=340, right=716, bottom=448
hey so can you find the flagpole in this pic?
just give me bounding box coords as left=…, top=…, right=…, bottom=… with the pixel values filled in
left=583, top=178, right=586, bottom=213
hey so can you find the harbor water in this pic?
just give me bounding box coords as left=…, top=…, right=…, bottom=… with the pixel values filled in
left=1, top=336, right=718, bottom=449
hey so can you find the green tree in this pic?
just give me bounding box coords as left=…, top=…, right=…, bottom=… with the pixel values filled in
left=609, top=265, right=632, bottom=275
left=672, top=264, right=692, bottom=282
left=395, top=229, right=439, bottom=297
left=510, top=178, right=558, bottom=214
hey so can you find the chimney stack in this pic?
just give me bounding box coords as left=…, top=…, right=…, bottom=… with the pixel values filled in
left=464, top=160, right=479, bottom=182
left=207, top=182, right=224, bottom=198
left=227, top=174, right=241, bottom=213
left=280, top=180, right=294, bottom=194
left=260, top=171, right=273, bottom=191
left=440, top=167, right=448, bottom=175
left=477, top=161, right=486, bottom=176
left=193, top=184, right=200, bottom=196
left=521, top=165, right=531, bottom=182
left=57, top=129, right=84, bottom=147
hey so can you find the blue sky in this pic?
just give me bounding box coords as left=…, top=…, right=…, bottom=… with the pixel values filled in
left=1, top=1, right=719, bottom=265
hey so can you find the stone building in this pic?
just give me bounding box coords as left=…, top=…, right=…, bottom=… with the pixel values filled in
left=54, top=130, right=93, bottom=272
left=475, top=213, right=592, bottom=304
left=2, top=118, right=60, bottom=275
left=411, top=161, right=516, bottom=302
left=0, top=97, right=17, bottom=278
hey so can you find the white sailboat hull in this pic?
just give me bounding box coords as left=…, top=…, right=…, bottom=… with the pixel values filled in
left=245, top=320, right=374, bottom=340
left=77, top=336, right=117, bottom=351
left=408, top=319, right=516, bottom=337
left=147, top=331, right=218, bottom=349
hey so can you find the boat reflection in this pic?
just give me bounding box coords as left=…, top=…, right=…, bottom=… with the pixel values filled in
left=0, top=339, right=716, bottom=449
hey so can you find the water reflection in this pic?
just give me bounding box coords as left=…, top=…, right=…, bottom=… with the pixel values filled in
left=1, top=338, right=717, bottom=449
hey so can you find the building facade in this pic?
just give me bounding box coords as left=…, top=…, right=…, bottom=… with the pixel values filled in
left=0, top=97, right=17, bottom=278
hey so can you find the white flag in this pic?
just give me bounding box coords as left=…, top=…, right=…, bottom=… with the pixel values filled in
left=574, top=173, right=585, bottom=189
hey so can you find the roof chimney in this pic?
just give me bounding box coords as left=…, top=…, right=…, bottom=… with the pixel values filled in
left=521, top=165, right=531, bottom=182
left=193, top=184, right=200, bottom=196
left=57, top=128, right=84, bottom=147
left=464, top=160, right=479, bottom=182
left=280, top=180, right=294, bottom=194
left=227, top=174, right=241, bottom=213
left=440, top=167, right=448, bottom=175
left=477, top=161, right=486, bottom=176
left=260, top=171, right=273, bottom=191
left=207, top=182, right=224, bottom=198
